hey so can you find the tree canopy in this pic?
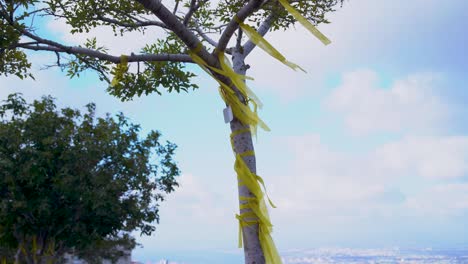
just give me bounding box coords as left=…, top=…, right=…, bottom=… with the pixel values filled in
left=0, top=93, right=180, bottom=264
left=0, top=0, right=343, bottom=100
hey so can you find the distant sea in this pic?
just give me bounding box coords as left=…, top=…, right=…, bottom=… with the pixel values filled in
left=133, top=247, right=468, bottom=264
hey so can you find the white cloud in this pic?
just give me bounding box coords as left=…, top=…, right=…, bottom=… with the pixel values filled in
left=265, top=131, right=468, bottom=225
left=0, top=54, right=67, bottom=101
left=159, top=173, right=234, bottom=223
left=405, top=183, right=468, bottom=216
left=247, top=0, right=463, bottom=100
left=323, top=70, right=449, bottom=136
left=374, top=136, right=468, bottom=180
left=137, top=172, right=239, bottom=250
left=46, top=17, right=166, bottom=55
left=270, top=134, right=389, bottom=219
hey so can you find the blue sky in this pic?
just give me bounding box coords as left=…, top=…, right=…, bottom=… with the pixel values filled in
left=2, top=0, right=468, bottom=263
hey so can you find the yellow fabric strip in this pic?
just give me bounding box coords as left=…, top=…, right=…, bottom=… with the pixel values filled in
left=237, top=212, right=258, bottom=225
left=111, top=55, right=129, bottom=87
left=231, top=128, right=252, bottom=139
left=239, top=203, right=250, bottom=210
left=245, top=200, right=273, bottom=230
left=32, top=235, right=38, bottom=263
left=235, top=154, right=264, bottom=199
left=189, top=45, right=254, bottom=83
left=278, top=0, right=331, bottom=45
left=239, top=150, right=255, bottom=157
left=249, top=99, right=259, bottom=140
left=188, top=43, right=280, bottom=263
left=255, top=175, right=277, bottom=208
left=217, top=54, right=263, bottom=140
left=236, top=212, right=259, bottom=248
left=240, top=196, right=257, bottom=202
left=188, top=45, right=270, bottom=133
left=259, top=225, right=283, bottom=264
left=221, top=82, right=270, bottom=132
left=235, top=16, right=306, bottom=73
left=239, top=175, right=276, bottom=209
left=234, top=154, right=282, bottom=264
left=236, top=214, right=243, bottom=248
left=218, top=52, right=264, bottom=109
left=20, top=243, right=27, bottom=257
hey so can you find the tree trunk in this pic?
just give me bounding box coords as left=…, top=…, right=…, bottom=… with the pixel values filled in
left=230, top=49, right=266, bottom=264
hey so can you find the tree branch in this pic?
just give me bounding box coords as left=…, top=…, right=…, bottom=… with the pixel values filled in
left=0, top=9, right=194, bottom=65
left=135, top=0, right=217, bottom=66
left=15, top=7, right=47, bottom=20
left=183, top=0, right=197, bottom=26
left=19, top=44, right=193, bottom=64
left=96, top=14, right=168, bottom=29
left=216, top=0, right=264, bottom=53
left=77, top=56, right=112, bottom=83
left=173, top=0, right=180, bottom=14
left=192, top=19, right=219, bottom=48
left=236, top=28, right=243, bottom=49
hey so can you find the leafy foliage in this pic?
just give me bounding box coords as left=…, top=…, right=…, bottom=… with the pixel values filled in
left=107, top=34, right=198, bottom=101
left=46, top=0, right=153, bottom=35
left=0, top=93, right=180, bottom=263
left=65, top=38, right=112, bottom=82
left=0, top=0, right=344, bottom=102
left=0, top=19, right=33, bottom=79
left=215, top=0, right=344, bottom=30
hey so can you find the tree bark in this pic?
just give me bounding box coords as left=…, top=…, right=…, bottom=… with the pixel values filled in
left=230, top=49, right=265, bottom=264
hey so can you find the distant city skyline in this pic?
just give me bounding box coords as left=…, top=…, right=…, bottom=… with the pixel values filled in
left=133, top=247, right=468, bottom=264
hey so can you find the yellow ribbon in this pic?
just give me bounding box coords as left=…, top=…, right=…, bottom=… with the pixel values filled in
left=188, top=42, right=281, bottom=263
left=218, top=52, right=264, bottom=109
left=110, top=55, right=129, bottom=87
left=229, top=127, right=253, bottom=152
left=236, top=212, right=258, bottom=248
left=278, top=0, right=331, bottom=45
left=230, top=130, right=276, bottom=208
left=232, top=131, right=279, bottom=261
left=235, top=16, right=306, bottom=73
left=259, top=224, right=283, bottom=264
left=234, top=153, right=282, bottom=264
left=32, top=235, right=38, bottom=263
left=188, top=44, right=270, bottom=133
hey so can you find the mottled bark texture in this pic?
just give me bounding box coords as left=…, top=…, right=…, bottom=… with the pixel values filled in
left=230, top=49, right=266, bottom=264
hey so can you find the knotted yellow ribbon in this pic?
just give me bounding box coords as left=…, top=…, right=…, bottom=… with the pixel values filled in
left=189, top=44, right=270, bottom=134
left=188, top=41, right=281, bottom=263
left=230, top=130, right=277, bottom=209
left=218, top=52, right=264, bottom=109
left=234, top=151, right=282, bottom=264
left=230, top=128, right=280, bottom=263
